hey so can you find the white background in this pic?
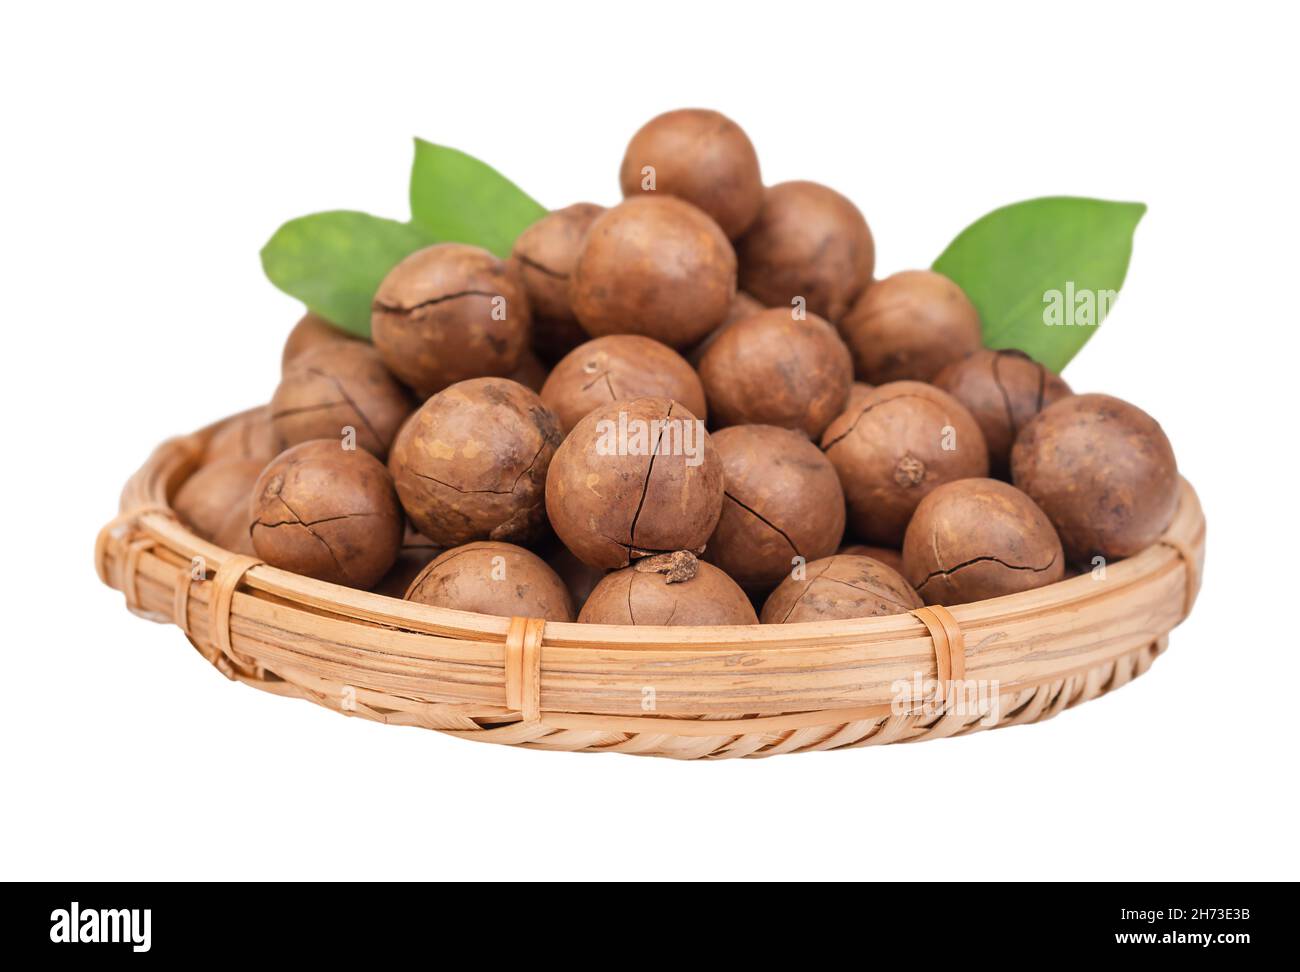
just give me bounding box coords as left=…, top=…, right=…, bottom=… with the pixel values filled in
left=2, top=1, right=1297, bottom=881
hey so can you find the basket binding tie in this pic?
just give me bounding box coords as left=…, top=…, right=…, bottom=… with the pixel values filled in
left=909, top=605, right=966, bottom=707
left=94, top=505, right=175, bottom=620
left=505, top=616, right=546, bottom=723
left=209, top=555, right=265, bottom=680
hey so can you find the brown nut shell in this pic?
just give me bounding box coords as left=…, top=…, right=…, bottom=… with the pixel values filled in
left=545, top=397, right=724, bottom=569
left=202, top=407, right=279, bottom=467
left=547, top=547, right=608, bottom=614
left=1010, top=393, right=1179, bottom=563
left=172, top=458, right=263, bottom=541
left=510, top=203, right=605, bottom=362
left=509, top=350, right=549, bottom=394
left=281, top=311, right=359, bottom=372
left=270, top=343, right=414, bottom=460
left=618, top=108, right=763, bottom=239
left=705, top=425, right=845, bottom=589
left=570, top=196, right=736, bottom=349
left=845, top=382, right=875, bottom=413
left=933, top=348, right=1072, bottom=475
left=250, top=440, right=403, bottom=589
left=736, top=181, right=874, bottom=322
left=840, top=270, right=982, bottom=384
left=699, top=307, right=852, bottom=439
left=370, top=523, right=443, bottom=599
left=837, top=543, right=902, bottom=574
left=761, top=554, right=921, bottom=624
left=541, top=335, right=707, bottom=435
left=405, top=541, right=573, bottom=622
left=212, top=503, right=257, bottom=556
left=578, top=552, right=757, bottom=625
left=902, top=478, right=1065, bottom=606
left=685, top=290, right=765, bottom=367
left=371, top=243, right=530, bottom=396
left=820, top=381, right=989, bottom=546
left=389, top=377, right=562, bottom=548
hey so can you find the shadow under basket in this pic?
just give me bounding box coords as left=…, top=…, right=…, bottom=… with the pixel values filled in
left=96, top=410, right=1206, bottom=760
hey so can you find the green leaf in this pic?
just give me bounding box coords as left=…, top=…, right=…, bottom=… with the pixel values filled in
left=408, top=138, right=546, bottom=258
left=260, top=210, right=437, bottom=337
left=932, top=196, right=1146, bottom=372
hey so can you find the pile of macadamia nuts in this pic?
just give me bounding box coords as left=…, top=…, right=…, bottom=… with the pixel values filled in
left=186, top=108, right=1181, bottom=627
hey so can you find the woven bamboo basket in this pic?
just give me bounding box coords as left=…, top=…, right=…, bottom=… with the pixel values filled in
left=95, top=409, right=1205, bottom=759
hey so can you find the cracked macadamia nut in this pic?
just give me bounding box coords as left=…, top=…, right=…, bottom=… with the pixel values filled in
left=706, top=425, right=845, bottom=590
left=545, top=397, right=724, bottom=569
left=1011, top=393, right=1179, bottom=562
left=578, top=551, right=757, bottom=625
left=737, top=181, right=874, bottom=322
left=570, top=196, right=736, bottom=349
left=619, top=108, right=763, bottom=239
left=541, top=335, right=707, bottom=435
left=270, top=343, right=414, bottom=460
left=250, top=440, right=403, bottom=589
left=902, top=478, right=1065, bottom=606
left=510, top=203, right=604, bottom=362
left=405, top=541, right=574, bottom=622
left=173, top=458, right=263, bottom=541
left=761, top=554, right=921, bottom=624
left=371, top=243, right=530, bottom=396
left=699, top=307, right=852, bottom=439
left=840, top=270, right=982, bottom=384
left=389, top=377, right=562, bottom=548
left=821, top=381, right=989, bottom=546
left=203, top=407, right=278, bottom=467
left=933, top=348, right=1073, bottom=475
left=281, top=311, right=359, bottom=372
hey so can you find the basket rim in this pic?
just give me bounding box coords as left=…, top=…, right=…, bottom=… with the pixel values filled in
left=94, top=408, right=1205, bottom=748
left=108, top=407, right=1205, bottom=653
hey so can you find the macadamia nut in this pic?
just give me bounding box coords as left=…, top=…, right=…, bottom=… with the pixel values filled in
left=820, top=381, right=989, bottom=546
left=706, top=425, right=845, bottom=590
left=281, top=311, right=359, bottom=373
left=271, top=342, right=413, bottom=460
left=405, top=541, right=573, bottom=621
left=902, top=478, right=1065, bottom=605
left=619, top=108, right=763, bottom=239
left=761, top=555, right=921, bottom=623
left=545, top=397, right=723, bottom=569
left=737, top=181, right=874, bottom=322
left=570, top=196, right=736, bottom=349
left=173, top=458, right=263, bottom=541
left=541, top=335, right=706, bottom=435
left=840, top=270, right=982, bottom=384
left=699, top=307, right=853, bottom=439
left=389, top=377, right=562, bottom=548
left=511, top=203, right=604, bottom=362
left=372, top=243, right=531, bottom=396
left=933, top=348, right=1072, bottom=475
left=579, top=551, right=757, bottom=625
left=1011, top=394, right=1178, bottom=562
left=203, top=407, right=278, bottom=467
left=250, top=440, right=403, bottom=589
